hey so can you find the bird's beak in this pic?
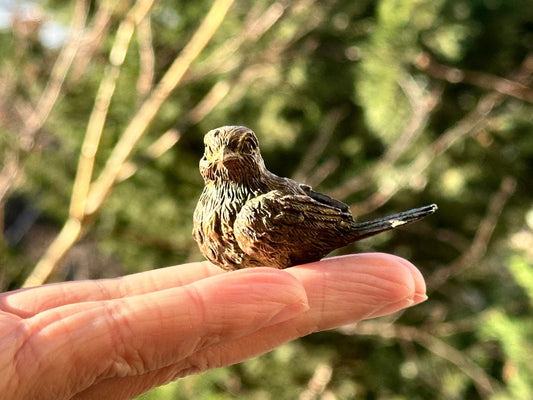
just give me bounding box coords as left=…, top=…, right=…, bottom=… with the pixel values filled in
left=217, top=147, right=240, bottom=165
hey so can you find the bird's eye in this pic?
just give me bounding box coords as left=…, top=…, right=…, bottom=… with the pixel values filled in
left=227, top=139, right=239, bottom=152
left=240, top=137, right=257, bottom=153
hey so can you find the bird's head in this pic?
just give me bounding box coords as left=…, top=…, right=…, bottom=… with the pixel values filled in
left=199, top=126, right=266, bottom=184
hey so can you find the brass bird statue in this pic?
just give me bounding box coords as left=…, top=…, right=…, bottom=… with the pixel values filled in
left=193, top=126, right=437, bottom=270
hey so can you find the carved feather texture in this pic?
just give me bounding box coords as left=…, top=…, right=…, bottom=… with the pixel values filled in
left=193, top=126, right=436, bottom=270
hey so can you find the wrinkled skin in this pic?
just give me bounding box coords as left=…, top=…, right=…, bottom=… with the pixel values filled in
left=193, top=125, right=436, bottom=270
left=0, top=254, right=427, bottom=399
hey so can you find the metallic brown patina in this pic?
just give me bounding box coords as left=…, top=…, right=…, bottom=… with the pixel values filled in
left=193, top=126, right=437, bottom=270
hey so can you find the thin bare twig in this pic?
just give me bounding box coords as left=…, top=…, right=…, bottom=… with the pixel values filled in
left=85, top=0, right=236, bottom=216
left=415, top=52, right=533, bottom=103
left=114, top=0, right=295, bottom=183
left=304, top=158, right=340, bottom=188
left=184, top=0, right=323, bottom=85
left=299, top=363, right=333, bottom=400
left=0, top=155, right=20, bottom=206
left=22, top=0, right=89, bottom=143
left=329, top=82, right=442, bottom=203
left=70, top=2, right=114, bottom=81
left=97, top=0, right=298, bottom=190
left=341, top=321, right=502, bottom=398
left=0, top=202, right=3, bottom=245
left=24, top=0, right=157, bottom=288
left=350, top=91, right=501, bottom=216
left=349, top=51, right=531, bottom=215
left=293, top=107, right=348, bottom=183
left=185, top=2, right=288, bottom=81
left=332, top=53, right=532, bottom=216
left=70, top=0, right=156, bottom=221
left=116, top=79, right=231, bottom=182
left=189, top=80, right=232, bottom=123
left=116, top=128, right=182, bottom=182
left=23, top=0, right=235, bottom=287
left=429, top=176, right=517, bottom=289
left=136, top=15, right=155, bottom=102
left=0, top=0, right=89, bottom=206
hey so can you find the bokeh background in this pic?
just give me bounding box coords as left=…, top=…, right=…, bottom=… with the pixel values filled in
left=1, top=0, right=533, bottom=398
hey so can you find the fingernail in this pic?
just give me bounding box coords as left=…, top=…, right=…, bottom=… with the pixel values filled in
left=266, top=301, right=309, bottom=326
left=413, top=293, right=428, bottom=304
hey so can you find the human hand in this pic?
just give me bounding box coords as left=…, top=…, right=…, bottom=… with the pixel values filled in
left=0, top=253, right=427, bottom=400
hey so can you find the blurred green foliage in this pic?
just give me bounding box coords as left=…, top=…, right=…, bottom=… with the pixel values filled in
left=1, top=0, right=533, bottom=398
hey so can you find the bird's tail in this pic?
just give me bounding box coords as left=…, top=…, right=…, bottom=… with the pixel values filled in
left=350, top=204, right=437, bottom=241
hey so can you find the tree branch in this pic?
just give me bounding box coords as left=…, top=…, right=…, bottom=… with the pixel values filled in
left=23, top=0, right=236, bottom=287
left=340, top=321, right=502, bottom=398
left=0, top=0, right=89, bottom=206
left=429, top=176, right=517, bottom=289
left=415, top=52, right=533, bottom=103
left=84, top=0, right=236, bottom=216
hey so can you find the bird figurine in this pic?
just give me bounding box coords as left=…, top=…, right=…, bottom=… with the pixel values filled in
left=193, top=126, right=437, bottom=270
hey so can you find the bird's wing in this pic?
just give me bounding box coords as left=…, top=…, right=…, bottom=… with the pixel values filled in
left=299, top=183, right=350, bottom=212
left=233, top=190, right=355, bottom=268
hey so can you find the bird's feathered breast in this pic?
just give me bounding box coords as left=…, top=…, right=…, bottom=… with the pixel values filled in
left=193, top=179, right=268, bottom=268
